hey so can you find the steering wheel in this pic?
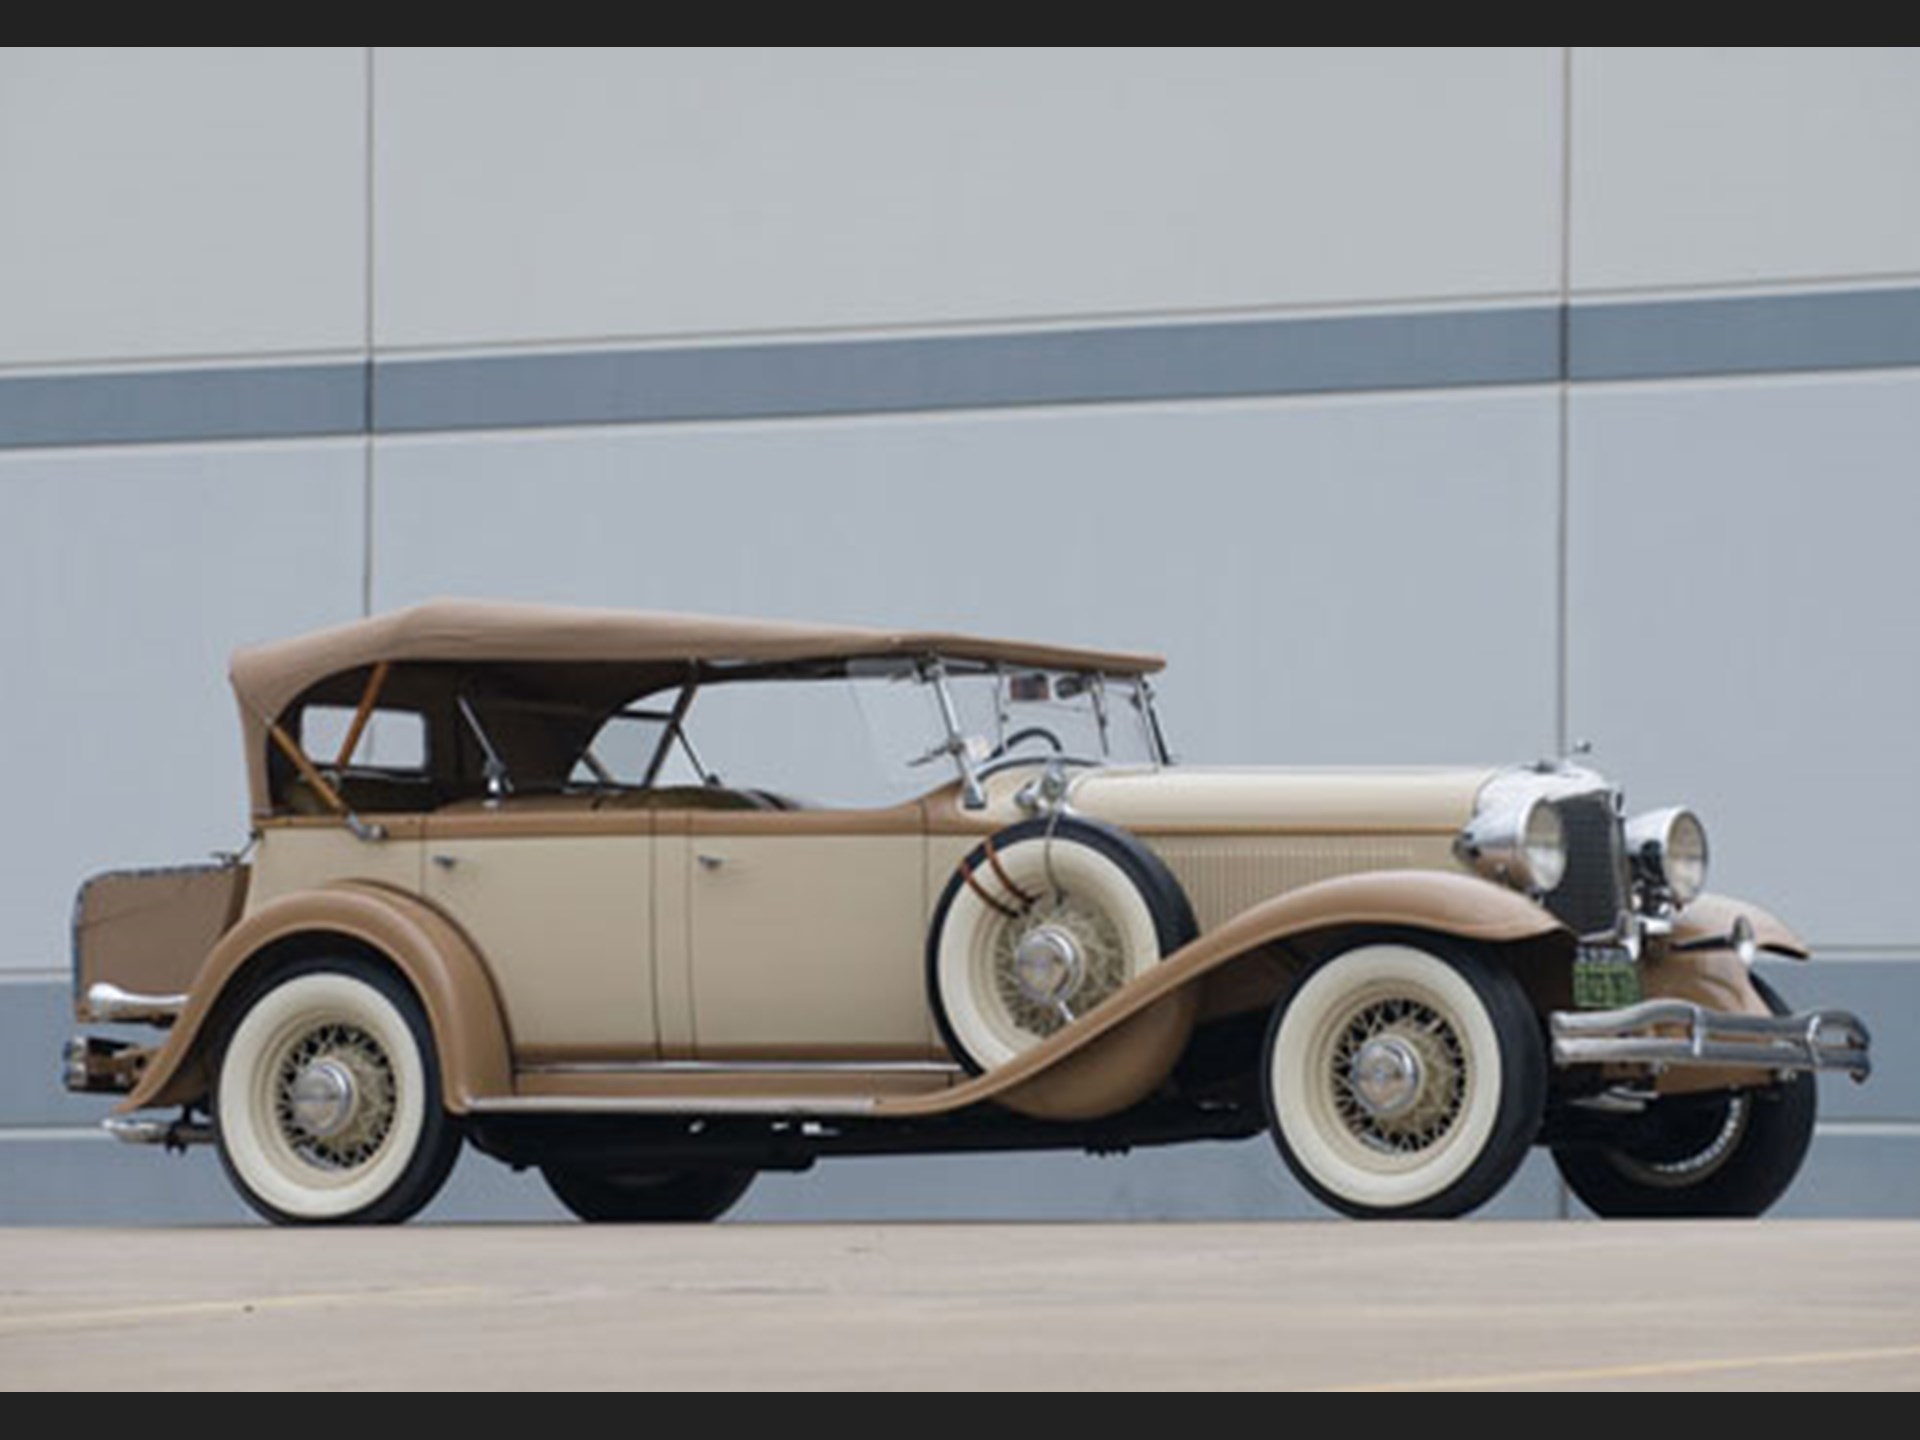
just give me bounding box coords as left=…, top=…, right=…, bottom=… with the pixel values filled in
left=987, top=726, right=1066, bottom=762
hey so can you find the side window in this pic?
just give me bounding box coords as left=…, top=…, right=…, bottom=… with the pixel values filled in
left=300, top=706, right=429, bottom=773
left=677, top=678, right=932, bottom=811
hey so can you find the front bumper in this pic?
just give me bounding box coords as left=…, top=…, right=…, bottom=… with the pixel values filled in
left=1551, top=1001, right=1872, bottom=1084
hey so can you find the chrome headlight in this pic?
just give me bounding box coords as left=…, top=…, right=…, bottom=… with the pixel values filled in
left=1459, top=797, right=1568, bottom=896
left=1627, top=807, right=1710, bottom=907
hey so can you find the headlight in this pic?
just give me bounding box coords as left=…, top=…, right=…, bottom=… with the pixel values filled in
left=1626, top=807, right=1710, bottom=907
left=1459, top=797, right=1567, bottom=896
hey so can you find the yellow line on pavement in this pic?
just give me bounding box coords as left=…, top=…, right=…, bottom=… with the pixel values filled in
left=1327, top=1342, right=1920, bottom=1392
left=0, top=1286, right=494, bottom=1338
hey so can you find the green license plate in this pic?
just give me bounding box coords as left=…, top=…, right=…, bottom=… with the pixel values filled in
left=1573, top=955, right=1644, bottom=1011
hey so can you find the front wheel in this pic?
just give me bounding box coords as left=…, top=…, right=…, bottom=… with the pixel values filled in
left=1264, top=937, right=1547, bottom=1220
left=214, top=957, right=463, bottom=1226
left=542, top=1167, right=756, bottom=1224
left=1552, top=976, right=1817, bottom=1220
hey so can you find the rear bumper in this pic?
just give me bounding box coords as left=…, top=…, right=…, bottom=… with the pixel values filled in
left=1550, top=1001, right=1872, bottom=1083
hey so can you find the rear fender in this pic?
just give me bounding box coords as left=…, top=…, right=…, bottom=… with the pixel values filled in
left=117, top=882, right=512, bottom=1115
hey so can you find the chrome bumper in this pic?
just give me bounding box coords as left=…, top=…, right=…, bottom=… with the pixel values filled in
left=82, top=982, right=187, bottom=1026
left=1551, top=1001, right=1872, bottom=1084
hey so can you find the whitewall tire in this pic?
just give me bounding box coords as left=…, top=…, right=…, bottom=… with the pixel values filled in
left=928, top=818, right=1197, bottom=1074
left=215, top=958, right=463, bottom=1226
left=1265, top=938, right=1546, bottom=1220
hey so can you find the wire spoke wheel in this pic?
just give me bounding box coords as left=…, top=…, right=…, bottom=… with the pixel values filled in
left=268, top=1021, right=400, bottom=1174
left=1266, top=939, right=1545, bottom=1221
left=1607, top=1095, right=1752, bottom=1190
left=930, top=819, right=1197, bottom=1077
left=985, top=893, right=1131, bottom=1043
left=1324, top=995, right=1471, bottom=1160
left=215, top=960, right=462, bottom=1226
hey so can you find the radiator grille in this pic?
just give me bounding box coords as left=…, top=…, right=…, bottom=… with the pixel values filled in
left=1546, top=792, right=1630, bottom=938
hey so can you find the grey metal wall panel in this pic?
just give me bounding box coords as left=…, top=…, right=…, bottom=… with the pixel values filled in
left=0, top=48, right=367, bottom=367
left=371, top=391, right=1562, bottom=773
left=3, top=289, right=1919, bottom=451
left=1568, top=373, right=1920, bottom=951
left=375, top=309, right=1562, bottom=435
left=373, top=47, right=1565, bottom=348
left=0, top=983, right=148, bottom=1129
left=0, top=1134, right=568, bottom=1227
left=0, top=364, right=367, bottom=450
left=0, top=1132, right=1571, bottom=1227
left=1572, top=289, right=1920, bottom=382
left=1572, top=47, right=1920, bottom=293
left=733, top=1144, right=1571, bottom=1225
left=1755, top=962, right=1920, bottom=1125
left=1727, top=1133, right=1920, bottom=1221
left=0, top=443, right=366, bottom=973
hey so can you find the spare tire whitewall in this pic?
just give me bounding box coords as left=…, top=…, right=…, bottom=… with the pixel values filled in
left=928, top=818, right=1197, bottom=1075
left=214, top=958, right=463, bottom=1226
left=1265, top=938, right=1547, bottom=1220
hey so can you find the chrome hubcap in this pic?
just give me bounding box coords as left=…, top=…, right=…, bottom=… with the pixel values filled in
left=1012, top=927, right=1085, bottom=1007
left=1349, top=1036, right=1425, bottom=1121
left=1330, top=998, right=1469, bottom=1157
left=271, top=1023, right=398, bottom=1172
left=287, top=1059, right=358, bottom=1141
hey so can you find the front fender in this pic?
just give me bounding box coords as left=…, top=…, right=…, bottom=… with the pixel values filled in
left=118, top=882, right=514, bottom=1116
left=881, top=870, right=1567, bottom=1121
left=1645, top=893, right=1810, bottom=1096
left=1673, top=893, right=1811, bottom=960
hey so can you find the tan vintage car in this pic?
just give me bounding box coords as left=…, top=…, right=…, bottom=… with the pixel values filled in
left=65, top=601, right=1872, bottom=1226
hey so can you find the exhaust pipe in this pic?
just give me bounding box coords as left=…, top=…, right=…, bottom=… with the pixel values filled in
left=103, top=1115, right=213, bottom=1151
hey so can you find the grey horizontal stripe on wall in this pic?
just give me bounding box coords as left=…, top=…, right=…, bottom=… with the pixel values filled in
left=375, top=307, right=1562, bottom=435
left=0, top=363, right=366, bottom=451
left=5, top=286, right=1920, bottom=451
left=1573, top=287, right=1920, bottom=382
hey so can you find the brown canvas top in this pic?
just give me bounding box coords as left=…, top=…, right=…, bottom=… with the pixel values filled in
left=231, top=600, right=1165, bottom=815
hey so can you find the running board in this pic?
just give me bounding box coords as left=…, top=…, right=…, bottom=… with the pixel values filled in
left=467, top=1096, right=882, bottom=1119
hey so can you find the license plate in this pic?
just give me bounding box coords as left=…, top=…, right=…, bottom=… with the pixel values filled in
left=1573, top=953, right=1644, bottom=1011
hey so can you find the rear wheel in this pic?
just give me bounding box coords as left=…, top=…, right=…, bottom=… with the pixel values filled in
left=1553, top=976, right=1817, bottom=1220
left=542, top=1166, right=756, bottom=1225
left=214, top=957, right=463, bottom=1226
left=1264, top=937, right=1547, bottom=1220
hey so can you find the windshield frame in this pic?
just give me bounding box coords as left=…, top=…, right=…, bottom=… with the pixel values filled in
left=918, top=655, right=1170, bottom=810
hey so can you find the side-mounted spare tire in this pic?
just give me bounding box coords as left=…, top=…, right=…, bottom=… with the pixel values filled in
left=927, top=816, right=1199, bottom=1076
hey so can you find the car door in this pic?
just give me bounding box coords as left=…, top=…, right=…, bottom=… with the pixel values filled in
left=674, top=805, right=940, bottom=1060
left=422, top=806, right=658, bottom=1064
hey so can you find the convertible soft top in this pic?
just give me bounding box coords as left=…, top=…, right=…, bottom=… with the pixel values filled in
left=230, top=599, right=1166, bottom=814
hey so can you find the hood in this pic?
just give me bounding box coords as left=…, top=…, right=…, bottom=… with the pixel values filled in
left=1065, top=766, right=1497, bottom=835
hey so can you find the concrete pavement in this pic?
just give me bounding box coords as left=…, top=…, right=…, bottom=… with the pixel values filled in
left=1, top=1223, right=1916, bottom=1390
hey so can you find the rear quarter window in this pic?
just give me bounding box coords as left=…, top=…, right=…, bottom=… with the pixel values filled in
left=299, top=706, right=429, bottom=772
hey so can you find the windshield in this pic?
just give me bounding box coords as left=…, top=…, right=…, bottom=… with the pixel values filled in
left=932, top=666, right=1162, bottom=771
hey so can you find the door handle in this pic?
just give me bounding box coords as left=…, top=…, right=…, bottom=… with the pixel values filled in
left=432, top=854, right=461, bottom=872
left=696, top=854, right=726, bottom=873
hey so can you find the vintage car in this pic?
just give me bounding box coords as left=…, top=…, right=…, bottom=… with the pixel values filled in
left=64, top=601, right=1871, bottom=1226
